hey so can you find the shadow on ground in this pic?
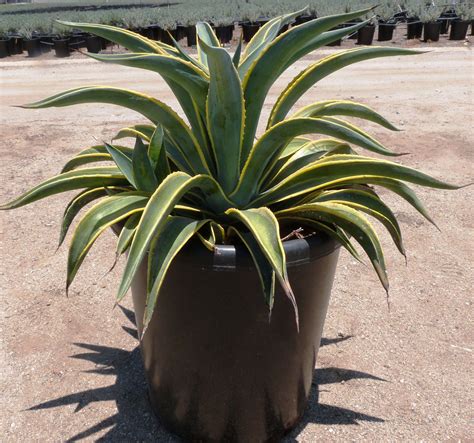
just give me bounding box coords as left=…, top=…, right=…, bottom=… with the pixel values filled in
left=28, top=307, right=384, bottom=442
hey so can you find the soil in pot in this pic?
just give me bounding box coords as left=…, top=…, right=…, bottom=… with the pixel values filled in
left=242, top=22, right=260, bottom=43
left=424, top=21, right=441, bottom=42
left=378, top=22, right=396, bottom=41
left=24, top=38, right=42, bottom=57
left=131, top=235, right=340, bottom=442
left=53, top=38, right=71, bottom=57
left=449, top=19, right=470, bottom=40
left=357, top=24, right=375, bottom=45
left=86, top=35, right=102, bottom=53
left=407, top=17, right=423, bottom=39
left=186, top=25, right=196, bottom=46
left=0, top=39, right=9, bottom=58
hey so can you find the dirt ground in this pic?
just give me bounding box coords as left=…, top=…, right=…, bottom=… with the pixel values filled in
left=1, top=38, right=473, bottom=442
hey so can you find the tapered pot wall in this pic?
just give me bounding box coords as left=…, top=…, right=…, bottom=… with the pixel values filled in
left=131, top=236, right=340, bottom=442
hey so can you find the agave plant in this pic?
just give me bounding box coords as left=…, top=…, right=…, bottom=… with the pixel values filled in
left=1, top=6, right=459, bottom=335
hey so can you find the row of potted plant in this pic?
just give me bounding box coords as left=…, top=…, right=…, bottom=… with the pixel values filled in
left=1, top=0, right=473, bottom=59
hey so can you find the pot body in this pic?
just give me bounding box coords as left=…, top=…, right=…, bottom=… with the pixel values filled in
left=424, top=21, right=441, bottom=42
left=86, top=35, right=102, bottom=53
left=449, top=20, right=470, bottom=40
left=53, top=38, right=70, bottom=57
left=24, top=38, right=41, bottom=57
left=0, top=39, right=9, bottom=58
left=407, top=18, right=423, bottom=39
left=378, top=22, right=395, bottom=41
left=357, top=24, right=375, bottom=45
left=131, top=235, right=340, bottom=442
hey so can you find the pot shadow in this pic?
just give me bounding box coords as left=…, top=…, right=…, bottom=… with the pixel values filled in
left=28, top=307, right=384, bottom=442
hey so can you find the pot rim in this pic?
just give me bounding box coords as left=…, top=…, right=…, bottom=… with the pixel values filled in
left=176, top=233, right=340, bottom=271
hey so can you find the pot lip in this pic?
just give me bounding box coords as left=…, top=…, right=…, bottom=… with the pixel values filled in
left=175, top=233, right=340, bottom=271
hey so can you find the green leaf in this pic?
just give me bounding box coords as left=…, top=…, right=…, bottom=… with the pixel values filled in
left=148, top=126, right=170, bottom=183
left=232, top=37, right=243, bottom=68
left=278, top=136, right=312, bottom=159
left=292, top=100, right=399, bottom=131
left=84, top=52, right=209, bottom=106
left=277, top=202, right=389, bottom=291
left=58, top=187, right=109, bottom=248
left=241, top=7, right=374, bottom=165
left=61, top=145, right=132, bottom=173
left=67, top=192, right=149, bottom=290
left=104, top=142, right=135, bottom=187
left=112, top=124, right=155, bottom=142
left=56, top=20, right=163, bottom=54
left=201, top=40, right=244, bottom=193
left=267, top=140, right=353, bottom=188
left=116, top=212, right=141, bottom=256
left=225, top=207, right=299, bottom=329
left=269, top=47, right=419, bottom=126
left=312, top=189, right=405, bottom=256
left=132, top=137, right=158, bottom=193
left=144, top=216, right=209, bottom=334
left=229, top=226, right=276, bottom=313
left=0, top=167, right=126, bottom=210
left=116, top=172, right=230, bottom=303
left=22, top=86, right=208, bottom=175
left=232, top=118, right=398, bottom=205
left=253, top=155, right=460, bottom=207
left=238, top=7, right=308, bottom=78
left=196, top=22, right=220, bottom=68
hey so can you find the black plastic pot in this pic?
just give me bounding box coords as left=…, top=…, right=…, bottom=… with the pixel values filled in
left=215, top=24, right=234, bottom=44
left=53, top=38, right=71, bottom=57
left=278, top=24, right=289, bottom=36
left=186, top=25, right=196, bottom=47
left=9, top=36, right=23, bottom=54
left=38, top=35, right=53, bottom=53
left=357, top=24, right=375, bottom=45
left=471, top=20, right=474, bottom=35
left=407, top=17, right=423, bottom=39
left=424, top=21, right=441, bottom=42
left=100, top=37, right=109, bottom=50
left=439, top=11, right=457, bottom=34
left=86, top=35, right=102, bottom=53
left=378, top=22, right=396, bottom=41
left=131, top=235, right=340, bottom=442
left=176, top=25, right=187, bottom=41
left=242, top=22, right=260, bottom=43
left=0, top=39, right=9, bottom=58
left=137, top=27, right=154, bottom=40
left=24, top=38, right=41, bottom=57
left=449, top=19, right=470, bottom=40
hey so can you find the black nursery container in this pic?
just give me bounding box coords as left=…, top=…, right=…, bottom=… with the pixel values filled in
left=186, top=26, right=197, bottom=47
left=131, top=235, right=341, bottom=442
left=215, top=24, right=234, bottom=44
left=0, top=39, right=9, bottom=58
left=357, top=24, right=375, bottom=45
left=407, top=17, right=423, bottom=39
left=8, top=36, right=23, bottom=54
left=294, top=14, right=315, bottom=26
left=242, top=22, right=260, bottom=43
left=86, top=35, right=102, bottom=53
left=53, top=38, right=71, bottom=57
left=424, top=22, right=441, bottom=42
left=24, top=38, right=41, bottom=57
left=449, top=19, right=470, bottom=40
left=378, top=22, right=396, bottom=41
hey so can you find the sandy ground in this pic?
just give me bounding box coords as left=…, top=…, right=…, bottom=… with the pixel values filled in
left=0, top=41, right=473, bottom=442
